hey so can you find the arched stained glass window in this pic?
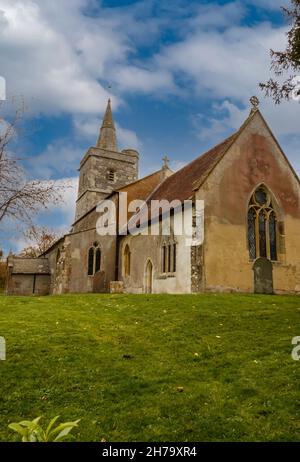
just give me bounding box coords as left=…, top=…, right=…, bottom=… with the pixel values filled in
left=269, top=212, right=277, bottom=261
left=248, top=209, right=256, bottom=260
left=258, top=211, right=267, bottom=258
left=247, top=186, right=279, bottom=261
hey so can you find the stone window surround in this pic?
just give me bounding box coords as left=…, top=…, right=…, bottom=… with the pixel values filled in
left=87, top=243, right=102, bottom=276
left=161, top=239, right=177, bottom=276
left=246, top=184, right=285, bottom=263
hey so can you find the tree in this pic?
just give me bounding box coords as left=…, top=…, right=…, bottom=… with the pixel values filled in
left=19, top=225, right=60, bottom=257
left=0, top=101, right=66, bottom=225
left=259, top=0, right=300, bottom=104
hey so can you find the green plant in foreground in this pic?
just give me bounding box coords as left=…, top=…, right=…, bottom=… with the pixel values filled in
left=8, top=416, right=80, bottom=442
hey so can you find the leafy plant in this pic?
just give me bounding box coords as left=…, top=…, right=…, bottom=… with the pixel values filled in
left=8, top=416, right=80, bottom=442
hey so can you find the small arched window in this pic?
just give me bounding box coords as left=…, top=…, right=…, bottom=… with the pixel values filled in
left=124, top=244, right=131, bottom=277
left=247, top=186, right=278, bottom=261
left=88, top=243, right=102, bottom=276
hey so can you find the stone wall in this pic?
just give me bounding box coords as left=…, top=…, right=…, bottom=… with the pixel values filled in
left=6, top=256, right=51, bottom=295
left=191, top=245, right=204, bottom=293
left=118, top=212, right=192, bottom=294
left=75, top=147, right=139, bottom=221
left=196, top=111, right=300, bottom=294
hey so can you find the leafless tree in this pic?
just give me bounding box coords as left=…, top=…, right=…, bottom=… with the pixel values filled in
left=0, top=100, right=66, bottom=225
left=259, top=0, right=300, bottom=104
left=18, top=225, right=60, bottom=257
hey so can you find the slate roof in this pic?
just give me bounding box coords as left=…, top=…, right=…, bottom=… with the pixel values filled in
left=11, top=258, right=50, bottom=275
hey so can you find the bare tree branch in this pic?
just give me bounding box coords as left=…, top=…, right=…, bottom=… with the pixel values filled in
left=0, top=100, right=67, bottom=226
left=19, top=225, right=61, bottom=257
left=259, top=0, right=300, bottom=104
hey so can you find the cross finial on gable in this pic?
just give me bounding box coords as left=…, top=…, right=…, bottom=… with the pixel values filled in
left=162, top=155, right=170, bottom=169
left=250, top=96, right=260, bottom=110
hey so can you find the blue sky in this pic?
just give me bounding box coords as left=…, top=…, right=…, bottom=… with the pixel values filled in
left=0, top=0, right=299, bottom=253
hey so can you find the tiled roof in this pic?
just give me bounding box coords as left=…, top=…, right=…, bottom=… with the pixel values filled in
left=118, top=168, right=173, bottom=219
left=126, top=132, right=238, bottom=230
left=148, top=132, right=237, bottom=204
left=11, top=258, right=50, bottom=274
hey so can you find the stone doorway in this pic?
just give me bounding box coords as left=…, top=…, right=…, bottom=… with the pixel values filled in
left=145, top=260, right=153, bottom=294
left=253, top=257, right=273, bottom=294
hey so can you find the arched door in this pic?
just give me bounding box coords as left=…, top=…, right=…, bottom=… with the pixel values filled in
left=145, top=260, right=153, bottom=294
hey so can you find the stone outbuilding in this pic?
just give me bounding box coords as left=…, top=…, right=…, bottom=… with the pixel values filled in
left=6, top=255, right=50, bottom=295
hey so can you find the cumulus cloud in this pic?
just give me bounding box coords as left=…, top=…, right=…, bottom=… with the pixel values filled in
left=25, top=140, right=84, bottom=179
left=0, top=0, right=114, bottom=115
left=0, top=1, right=298, bottom=180
left=0, top=0, right=177, bottom=116
left=156, top=21, right=287, bottom=103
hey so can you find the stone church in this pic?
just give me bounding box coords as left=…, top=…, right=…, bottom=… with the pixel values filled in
left=6, top=98, right=300, bottom=295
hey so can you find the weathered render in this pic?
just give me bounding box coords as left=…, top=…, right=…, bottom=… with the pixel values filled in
left=6, top=100, right=300, bottom=296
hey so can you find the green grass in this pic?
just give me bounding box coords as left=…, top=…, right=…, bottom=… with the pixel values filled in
left=0, top=293, right=300, bottom=442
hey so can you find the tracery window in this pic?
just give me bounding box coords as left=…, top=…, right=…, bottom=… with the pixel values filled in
left=247, top=186, right=278, bottom=261
left=87, top=242, right=102, bottom=275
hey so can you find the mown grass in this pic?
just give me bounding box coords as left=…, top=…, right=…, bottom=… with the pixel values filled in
left=0, top=293, right=300, bottom=442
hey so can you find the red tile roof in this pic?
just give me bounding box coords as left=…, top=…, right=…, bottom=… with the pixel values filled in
left=148, top=132, right=237, bottom=203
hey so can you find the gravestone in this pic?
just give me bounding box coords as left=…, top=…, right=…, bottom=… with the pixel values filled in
left=253, top=257, right=273, bottom=294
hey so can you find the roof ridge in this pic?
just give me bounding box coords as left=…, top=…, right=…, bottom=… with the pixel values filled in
left=117, top=168, right=172, bottom=191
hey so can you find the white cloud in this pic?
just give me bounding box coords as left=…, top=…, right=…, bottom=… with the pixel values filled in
left=51, top=176, right=78, bottom=224
left=0, top=0, right=176, bottom=116
left=0, top=0, right=114, bottom=115
left=189, top=2, right=246, bottom=30
left=156, top=21, right=287, bottom=104
left=73, top=114, right=101, bottom=139
left=117, top=124, right=141, bottom=150
left=113, top=66, right=175, bottom=94
left=0, top=0, right=298, bottom=183
left=26, top=141, right=83, bottom=178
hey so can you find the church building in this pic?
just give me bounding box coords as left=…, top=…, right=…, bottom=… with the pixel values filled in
left=6, top=98, right=300, bottom=295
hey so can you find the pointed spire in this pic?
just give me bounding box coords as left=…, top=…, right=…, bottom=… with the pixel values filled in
left=97, top=99, right=118, bottom=151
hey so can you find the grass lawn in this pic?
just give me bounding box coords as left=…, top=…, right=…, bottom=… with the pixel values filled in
left=0, top=293, right=300, bottom=442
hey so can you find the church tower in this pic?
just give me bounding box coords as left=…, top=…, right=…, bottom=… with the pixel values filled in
left=75, top=99, right=139, bottom=221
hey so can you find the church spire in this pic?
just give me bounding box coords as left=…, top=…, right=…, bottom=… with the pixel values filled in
left=97, top=99, right=118, bottom=151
